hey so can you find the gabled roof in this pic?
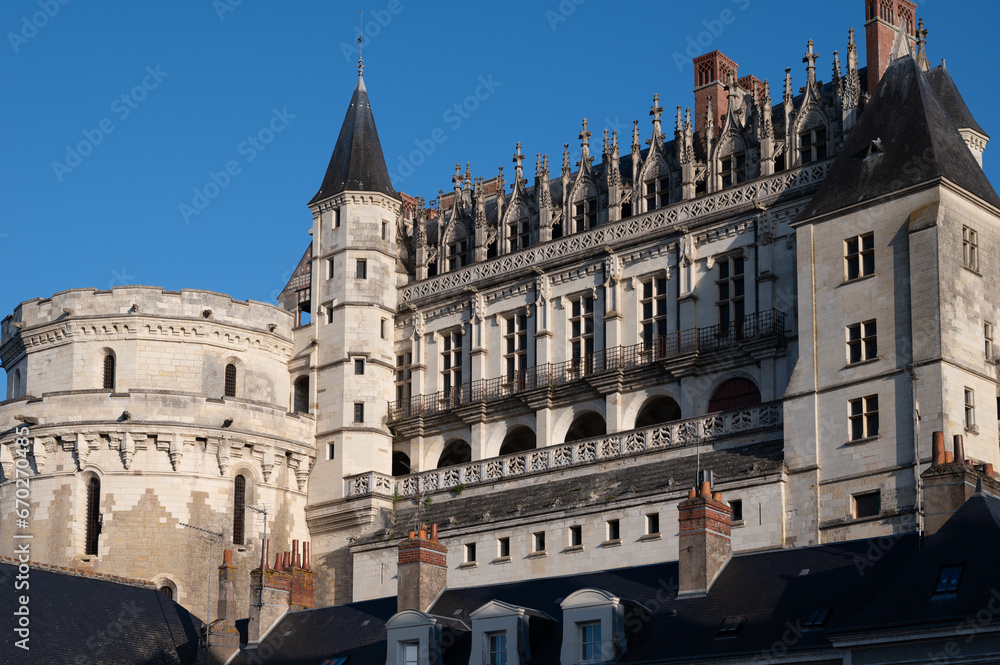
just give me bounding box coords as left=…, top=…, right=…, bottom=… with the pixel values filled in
left=309, top=74, right=399, bottom=205
left=799, top=54, right=1000, bottom=221
left=926, top=64, right=988, bottom=137
left=0, top=562, right=200, bottom=664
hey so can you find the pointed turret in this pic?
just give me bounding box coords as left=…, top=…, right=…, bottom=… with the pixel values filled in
left=309, top=74, right=398, bottom=204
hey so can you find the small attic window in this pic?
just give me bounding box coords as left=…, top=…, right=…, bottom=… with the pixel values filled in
left=867, top=138, right=885, bottom=157
left=935, top=565, right=964, bottom=594
left=717, top=615, right=747, bottom=637
left=803, top=608, right=831, bottom=628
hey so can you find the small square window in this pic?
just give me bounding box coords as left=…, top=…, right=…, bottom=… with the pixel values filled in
left=353, top=402, right=364, bottom=423
left=935, top=565, right=964, bottom=593
left=326, top=257, right=335, bottom=279
left=532, top=532, right=545, bottom=553
left=646, top=513, right=660, bottom=535
left=581, top=622, right=602, bottom=663
left=606, top=519, right=620, bottom=541
left=729, top=499, right=743, bottom=522
left=465, top=542, right=477, bottom=563
left=853, top=490, right=881, bottom=518
left=569, top=525, right=582, bottom=547
left=355, top=359, right=365, bottom=375
left=356, top=259, right=367, bottom=279
left=497, top=537, right=510, bottom=558
left=327, top=443, right=335, bottom=460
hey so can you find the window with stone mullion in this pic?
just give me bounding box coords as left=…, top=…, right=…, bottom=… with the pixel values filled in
left=442, top=331, right=464, bottom=399
left=717, top=256, right=745, bottom=333
left=570, top=296, right=595, bottom=371
left=641, top=277, right=668, bottom=351
left=504, top=314, right=528, bottom=383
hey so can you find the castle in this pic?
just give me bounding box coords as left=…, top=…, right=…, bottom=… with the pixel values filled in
left=2, top=0, right=998, bottom=648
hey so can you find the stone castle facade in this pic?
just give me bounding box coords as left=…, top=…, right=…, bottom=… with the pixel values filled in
left=2, top=0, right=998, bottom=621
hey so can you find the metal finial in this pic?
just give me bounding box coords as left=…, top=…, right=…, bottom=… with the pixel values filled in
left=357, top=11, right=365, bottom=77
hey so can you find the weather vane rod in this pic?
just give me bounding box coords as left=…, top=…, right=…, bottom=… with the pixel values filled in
left=357, top=10, right=365, bottom=76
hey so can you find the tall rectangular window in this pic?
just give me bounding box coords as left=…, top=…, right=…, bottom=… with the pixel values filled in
left=354, top=359, right=365, bottom=375
left=356, top=259, right=367, bottom=279
left=402, top=642, right=418, bottom=665
left=964, top=226, right=979, bottom=271
left=382, top=221, right=389, bottom=241
left=497, top=537, right=510, bottom=558
left=447, top=239, right=469, bottom=271
left=853, top=491, right=881, bottom=518
left=508, top=215, right=530, bottom=252
left=581, top=622, right=602, bottom=663
left=569, top=525, right=583, bottom=547
left=353, top=402, right=364, bottom=423
left=332, top=209, right=340, bottom=228
left=986, top=322, right=994, bottom=360
left=644, top=175, right=670, bottom=210
left=720, top=152, right=747, bottom=188
left=85, top=477, right=101, bottom=555
left=646, top=513, right=660, bottom=535
left=849, top=395, right=879, bottom=441
left=572, top=196, right=599, bottom=233
left=717, top=255, right=745, bottom=332
left=326, top=257, right=335, bottom=280
left=965, top=388, right=976, bottom=430
left=464, top=542, right=477, bottom=563
left=488, top=633, right=507, bottom=665
left=799, top=126, right=828, bottom=164
left=381, top=318, right=387, bottom=339
left=845, top=233, right=875, bottom=280
left=606, top=519, right=620, bottom=541
left=847, top=320, right=878, bottom=364
left=504, top=313, right=528, bottom=387
left=570, top=296, right=595, bottom=373
left=395, top=353, right=412, bottom=405
left=532, top=531, right=545, bottom=553
left=641, top=276, right=668, bottom=351
left=442, top=330, right=463, bottom=400
left=103, top=354, right=116, bottom=391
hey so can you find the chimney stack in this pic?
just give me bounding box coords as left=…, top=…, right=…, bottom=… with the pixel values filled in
left=678, top=472, right=732, bottom=597
left=864, top=0, right=918, bottom=93
left=397, top=524, right=447, bottom=612
left=289, top=541, right=317, bottom=611
left=201, top=551, right=241, bottom=665
left=922, top=432, right=999, bottom=535
left=248, top=539, right=316, bottom=644
left=692, top=51, right=738, bottom=143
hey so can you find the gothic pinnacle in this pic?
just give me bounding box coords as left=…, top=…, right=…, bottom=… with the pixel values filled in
left=803, top=39, right=818, bottom=86
left=632, top=120, right=640, bottom=153
left=676, top=106, right=683, bottom=134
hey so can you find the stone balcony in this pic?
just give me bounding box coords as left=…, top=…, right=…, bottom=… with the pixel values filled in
left=346, top=400, right=783, bottom=499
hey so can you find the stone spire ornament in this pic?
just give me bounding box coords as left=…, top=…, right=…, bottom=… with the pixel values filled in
left=513, top=142, right=525, bottom=184
left=650, top=94, right=664, bottom=144
left=578, top=118, right=593, bottom=167
left=803, top=39, right=818, bottom=87
left=452, top=164, right=462, bottom=197
left=915, top=18, right=930, bottom=71
left=562, top=143, right=571, bottom=176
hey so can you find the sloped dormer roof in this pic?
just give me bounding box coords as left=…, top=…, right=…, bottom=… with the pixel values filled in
left=799, top=54, right=1000, bottom=221
left=310, top=74, right=399, bottom=205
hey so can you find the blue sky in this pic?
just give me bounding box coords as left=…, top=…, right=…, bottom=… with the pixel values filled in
left=2, top=0, right=997, bottom=318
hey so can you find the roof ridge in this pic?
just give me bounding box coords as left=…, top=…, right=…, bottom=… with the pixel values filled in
left=0, top=556, right=156, bottom=589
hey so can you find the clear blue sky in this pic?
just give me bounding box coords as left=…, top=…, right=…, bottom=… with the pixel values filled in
left=2, top=0, right=997, bottom=318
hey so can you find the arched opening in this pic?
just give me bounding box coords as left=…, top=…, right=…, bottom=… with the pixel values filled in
left=103, top=352, right=116, bottom=391
left=392, top=451, right=411, bottom=477
left=635, top=396, right=682, bottom=428
left=233, top=474, right=246, bottom=545
left=564, top=412, right=606, bottom=443
left=224, top=364, right=237, bottom=398
left=708, top=378, right=762, bottom=413
left=85, top=477, right=101, bottom=556
left=437, top=440, right=471, bottom=468
left=159, top=586, right=173, bottom=600
left=499, top=427, right=536, bottom=456
left=12, top=369, right=21, bottom=398
left=293, top=376, right=309, bottom=413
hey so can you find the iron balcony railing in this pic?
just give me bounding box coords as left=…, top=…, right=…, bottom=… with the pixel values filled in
left=389, top=309, right=785, bottom=421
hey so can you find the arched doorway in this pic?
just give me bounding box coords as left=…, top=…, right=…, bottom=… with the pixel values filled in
left=392, top=451, right=411, bottom=477
left=564, top=412, right=606, bottom=443
left=707, top=378, right=761, bottom=412
left=635, top=396, right=682, bottom=428
left=437, top=440, right=472, bottom=468
left=499, top=427, right=536, bottom=456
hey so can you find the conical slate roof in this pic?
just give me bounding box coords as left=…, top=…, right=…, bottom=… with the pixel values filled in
left=799, top=54, right=1000, bottom=221
left=926, top=64, right=988, bottom=137
left=310, top=74, right=399, bottom=205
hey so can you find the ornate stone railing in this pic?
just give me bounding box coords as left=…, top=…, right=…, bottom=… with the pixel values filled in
left=400, top=161, right=831, bottom=304
left=344, top=401, right=782, bottom=498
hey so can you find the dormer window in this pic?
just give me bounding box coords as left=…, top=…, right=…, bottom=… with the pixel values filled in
left=572, top=197, right=598, bottom=233
left=487, top=632, right=507, bottom=665
left=447, top=239, right=469, bottom=271
left=799, top=126, right=828, bottom=165
left=720, top=152, right=747, bottom=188
left=559, top=589, right=634, bottom=665
left=469, top=600, right=552, bottom=665
left=935, top=565, right=964, bottom=594
left=803, top=608, right=830, bottom=629
left=643, top=176, right=670, bottom=210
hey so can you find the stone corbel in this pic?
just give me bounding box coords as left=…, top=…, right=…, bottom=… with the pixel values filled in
left=120, top=433, right=136, bottom=470
left=73, top=433, right=90, bottom=470
left=0, top=443, right=13, bottom=482
left=261, top=447, right=274, bottom=484
left=216, top=437, right=231, bottom=476
left=168, top=433, right=183, bottom=472
left=31, top=437, right=51, bottom=474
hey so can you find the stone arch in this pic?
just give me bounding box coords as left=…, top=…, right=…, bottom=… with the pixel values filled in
left=392, top=450, right=412, bottom=477
left=292, top=375, right=309, bottom=413
left=634, top=395, right=682, bottom=429
left=78, top=469, right=104, bottom=557
left=100, top=347, right=117, bottom=391
left=563, top=411, right=607, bottom=443
left=707, top=376, right=762, bottom=413
left=152, top=575, right=179, bottom=602
left=499, top=426, right=537, bottom=456
left=437, top=439, right=472, bottom=468
left=501, top=199, right=532, bottom=253
left=221, top=356, right=245, bottom=398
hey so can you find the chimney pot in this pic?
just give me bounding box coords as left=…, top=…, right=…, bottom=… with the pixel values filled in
left=282, top=552, right=290, bottom=570
left=273, top=551, right=282, bottom=571
left=932, top=431, right=945, bottom=466
left=418, top=526, right=427, bottom=540
left=223, top=549, right=233, bottom=566
left=430, top=524, right=438, bottom=541
left=954, top=435, right=965, bottom=465
left=712, top=491, right=722, bottom=502
left=688, top=488, right=697, bottom=499
left=262, top=538, right=270, bottom=570
left=945, top=451, right=955, bottom=463
left=699, top=481, right=712, bottom=498
left=408, top=530, right=416, bottom=539
left=292, top=540, right=300, bottom=568
left=985, top=463, right=995, bottom=478
left=303, top=542, right=311, bottom=570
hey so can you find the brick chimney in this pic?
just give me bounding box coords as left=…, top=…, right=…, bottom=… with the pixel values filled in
left=248, top=542, right=291, bottom=645
left=865, top=0, right=918, bottom=93
left=693, top=51, right=738, bottom=141
left=922, top=432, right=999, bottom=535
left=202, top=549, right=241, bottom=664
left=677, top=474, right=732, bottom=597
left=397, top=524, right=447, bottom=612
left=288, top=541, right=317, bottom=611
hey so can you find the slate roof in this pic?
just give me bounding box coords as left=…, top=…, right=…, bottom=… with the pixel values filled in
left=926, top=64, right=988, bottom=137
left=310, top=74, right=399, bottom=204
left=354, top=440, right=784, bottom=546
left=0, top=561, right=201, bottom=665
left=799, top=54, right=1000, bottom=221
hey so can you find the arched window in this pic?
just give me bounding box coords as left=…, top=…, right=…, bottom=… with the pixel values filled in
left=564, top=412, right=606, bottom=443
left=11, top=369, right=21, bottom=398
left=635, top=396, right=682, bottom=428
left=233, top=474, right=246, bottom=545
left=707, top=378, right=762, bottom=413
left=500, top=427, right=536, bottom=456
left=293, top=377, right=309, bottom=413
left=158, top=586, right=173, bottom=600
left=224, top=364, right=237, bottom=398
left=103, top=353, right=116, bottom=391
left=392, top=451, right=411, bottom=477
left=437, top=440, right=472, bottom=468
left=85, top=477, right=101, bottom=556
